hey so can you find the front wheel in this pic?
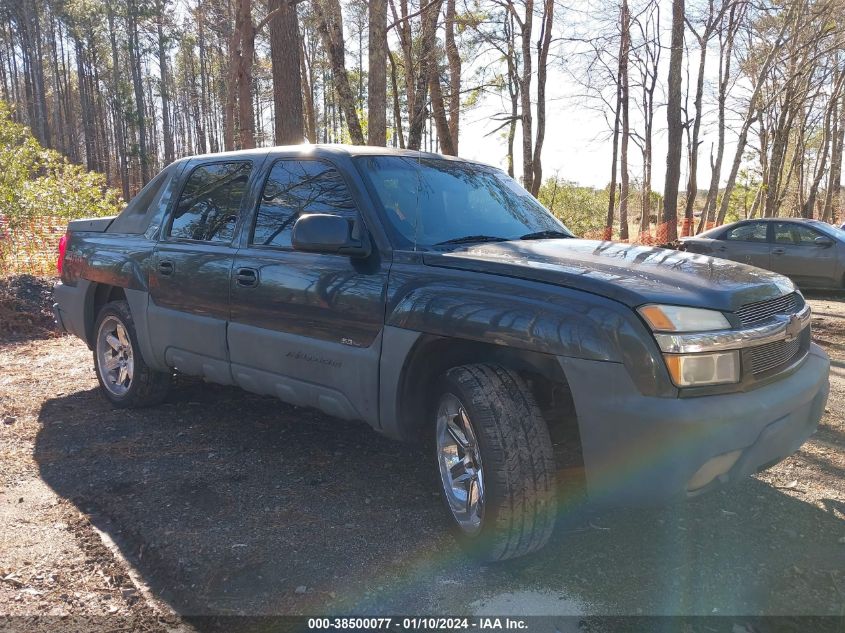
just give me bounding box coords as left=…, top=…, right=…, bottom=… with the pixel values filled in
left=434, top=364, right=557, bottom=561
left=93, top=300, right=171, bottom=408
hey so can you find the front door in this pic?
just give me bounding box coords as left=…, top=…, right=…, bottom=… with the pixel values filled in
left=770, top=221, right=839, bottom=287
left=148, top=159, right=255, bottom=384
left=228, top=158, right=388, bottom=425
left=716, top=221, right=771, bottom=270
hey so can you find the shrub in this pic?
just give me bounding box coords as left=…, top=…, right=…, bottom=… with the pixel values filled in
left=536, top=178, right=609, bottom=237
left=0, top=100, right=123, bottom=274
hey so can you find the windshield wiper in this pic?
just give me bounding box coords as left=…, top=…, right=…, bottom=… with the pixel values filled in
left=434, top=235, right=509, bottom=246
left=519, top=230, right=573, bottom=240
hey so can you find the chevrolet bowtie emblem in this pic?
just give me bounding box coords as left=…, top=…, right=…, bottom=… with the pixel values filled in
left=784, top=314, right=802, bottom=341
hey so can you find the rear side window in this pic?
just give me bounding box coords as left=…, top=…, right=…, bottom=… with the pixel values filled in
left=168, top=162, right=252, bottom=242
left=773, top=222, right=822, bottom=245
left=108, top=164, right=172, bottom=234
left=725, top=222, right=767, bottom=243
left=251, top=159, right=357, bottom=248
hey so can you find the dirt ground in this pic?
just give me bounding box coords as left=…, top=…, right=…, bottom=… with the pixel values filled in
left=0, top=279, right=843, bottom=630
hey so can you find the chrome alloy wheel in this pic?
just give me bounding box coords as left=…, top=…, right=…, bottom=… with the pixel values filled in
left=436, top=393, right=485, bottom=534
left=96, top=316, right=134, bottom=397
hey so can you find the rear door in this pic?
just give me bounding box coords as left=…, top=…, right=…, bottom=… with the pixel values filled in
left=148, top=159, right=256, bottom=384
left=228, top=156, right=389, bottom=425
left=714, top=221, right=772, bottom=269
left=770, top=221, right=838, bottom=287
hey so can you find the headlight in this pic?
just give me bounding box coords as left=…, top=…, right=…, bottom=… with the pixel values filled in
left=639, top=304, right=731, bottom=332
left=664, top=351, right=740, bottom=387
left=639, top=305, right=739, bottom=387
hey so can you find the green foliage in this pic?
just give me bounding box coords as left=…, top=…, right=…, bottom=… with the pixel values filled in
left=0, top=100, right=123, bottom=231
left=725, top=168, right=762, bottom=223
left=536, top=177, right=609, bottom=237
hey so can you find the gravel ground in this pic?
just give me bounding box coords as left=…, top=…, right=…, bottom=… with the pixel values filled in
left=0, top=281, right=843, bottom=627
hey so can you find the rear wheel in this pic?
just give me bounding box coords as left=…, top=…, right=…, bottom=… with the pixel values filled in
left=93, top=301, right=171, bottom=408
left=434, top=364, right=557, bottom=561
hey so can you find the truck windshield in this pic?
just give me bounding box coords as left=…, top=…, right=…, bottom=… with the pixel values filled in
left=356, top=155, right=573, bottom=248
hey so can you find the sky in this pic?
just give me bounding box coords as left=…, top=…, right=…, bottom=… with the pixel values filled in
left=449, top=1, right=746, bottom=194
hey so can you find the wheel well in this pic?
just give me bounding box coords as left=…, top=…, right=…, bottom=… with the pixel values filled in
left=397, top=336, right=584, bottom=473
left=85, top=284, right=127, bottom=345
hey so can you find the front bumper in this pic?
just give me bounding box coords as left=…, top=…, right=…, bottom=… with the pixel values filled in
left=559, top=343, right=830, bottom=506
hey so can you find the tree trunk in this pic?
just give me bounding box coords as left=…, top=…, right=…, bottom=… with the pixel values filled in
left=106, top=6, right=130, bottom=200
left=505, top=11, right=518, bottom=177
left=314, top=0, right=365, bottom=144
left=531, top=0, right=554, bottom=196
left=429, top=70, right=457, bottom=155
left=388, top=50, right=405, bottom=148
left=519, top=0, right=534, bottom=192
left=300, top=36, right=317, bottom=143
left=445, top=0, right=461, bottom=154
left=157, top=1, right=174, bottom=164
left=604, top=60, right=622, bottom=241
left=224, top=4, right=240, bottom=151
left=618, top=0, right=630, bottom=241
left=698, top=4, right=739, bottom=233
left=406, top=0, right=443, bottom=150
left=803, top=72, right=844, bottom=218
left=824, top=91, right=845, bottom=222
left=661, top=0, right=684, bottom=243
left=368, top=0, right=387, bottom=145
left=74, top=35, right=96, bottom=171
left=683, top=38, right=707, bottom=236
left=270, top=0, right=305, bottom=145
left=236, top=0, right=256, bottom=149
left=127, top=1, right=150, bottom=184
left=197, top=6, right=211, bottom=153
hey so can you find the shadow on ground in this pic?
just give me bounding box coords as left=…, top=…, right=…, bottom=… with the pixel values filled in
left=34, top=378, right=845, bottom=620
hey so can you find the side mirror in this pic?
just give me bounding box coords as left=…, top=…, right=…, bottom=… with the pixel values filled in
left=814, top=236, right=834, bottom=248
left=292, top=213, right=371, bottom=258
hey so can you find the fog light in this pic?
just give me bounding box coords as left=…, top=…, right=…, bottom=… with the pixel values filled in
left=687, top=450, right=742, bottom=491
left=664, top=350, right=740, bottom=387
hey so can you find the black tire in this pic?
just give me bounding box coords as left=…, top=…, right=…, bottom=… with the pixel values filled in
left=92, top=300, right=171, bottom=408
left=433, top=364, right=557, bottom=562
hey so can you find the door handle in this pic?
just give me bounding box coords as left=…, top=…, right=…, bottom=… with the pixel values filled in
left=236, top=267, right=259, bottom=287
left=772, top=247, right=786, bottom=255
left=158, top=260, right=174, bottom=275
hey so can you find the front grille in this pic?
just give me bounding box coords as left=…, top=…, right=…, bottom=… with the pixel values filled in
left=735, top=292, right=801, bottom=326
left=749, top=337, right=802, bottom=374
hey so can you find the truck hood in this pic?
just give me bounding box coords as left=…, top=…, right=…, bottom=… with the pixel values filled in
left=423, top=239, right=796, bottom=311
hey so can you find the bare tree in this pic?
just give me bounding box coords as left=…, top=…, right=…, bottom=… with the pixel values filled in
left=631, top=0, right=660, bottom=242
left=618, top=0, right=630, bottom=240
left=681, top=0, right=729, bottom=236
left=661, top=0, right=684, bottom=243
left=697, top=0, right=743, bottom=233
left=715, top=4, right=795, bottom=226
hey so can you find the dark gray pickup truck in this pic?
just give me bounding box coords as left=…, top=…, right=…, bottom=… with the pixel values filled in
left=54, top=145, right=830, bottom=561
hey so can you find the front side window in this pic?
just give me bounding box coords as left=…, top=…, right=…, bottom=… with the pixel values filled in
left=774, top=222, right=823, bottom=245
left=356, top=156, right=572, bottom=248
left=251, top=159, right=357, bottom=248
left=725, top=222, right=767, bottom=243
left=168, top=162, right=252, bottom=242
